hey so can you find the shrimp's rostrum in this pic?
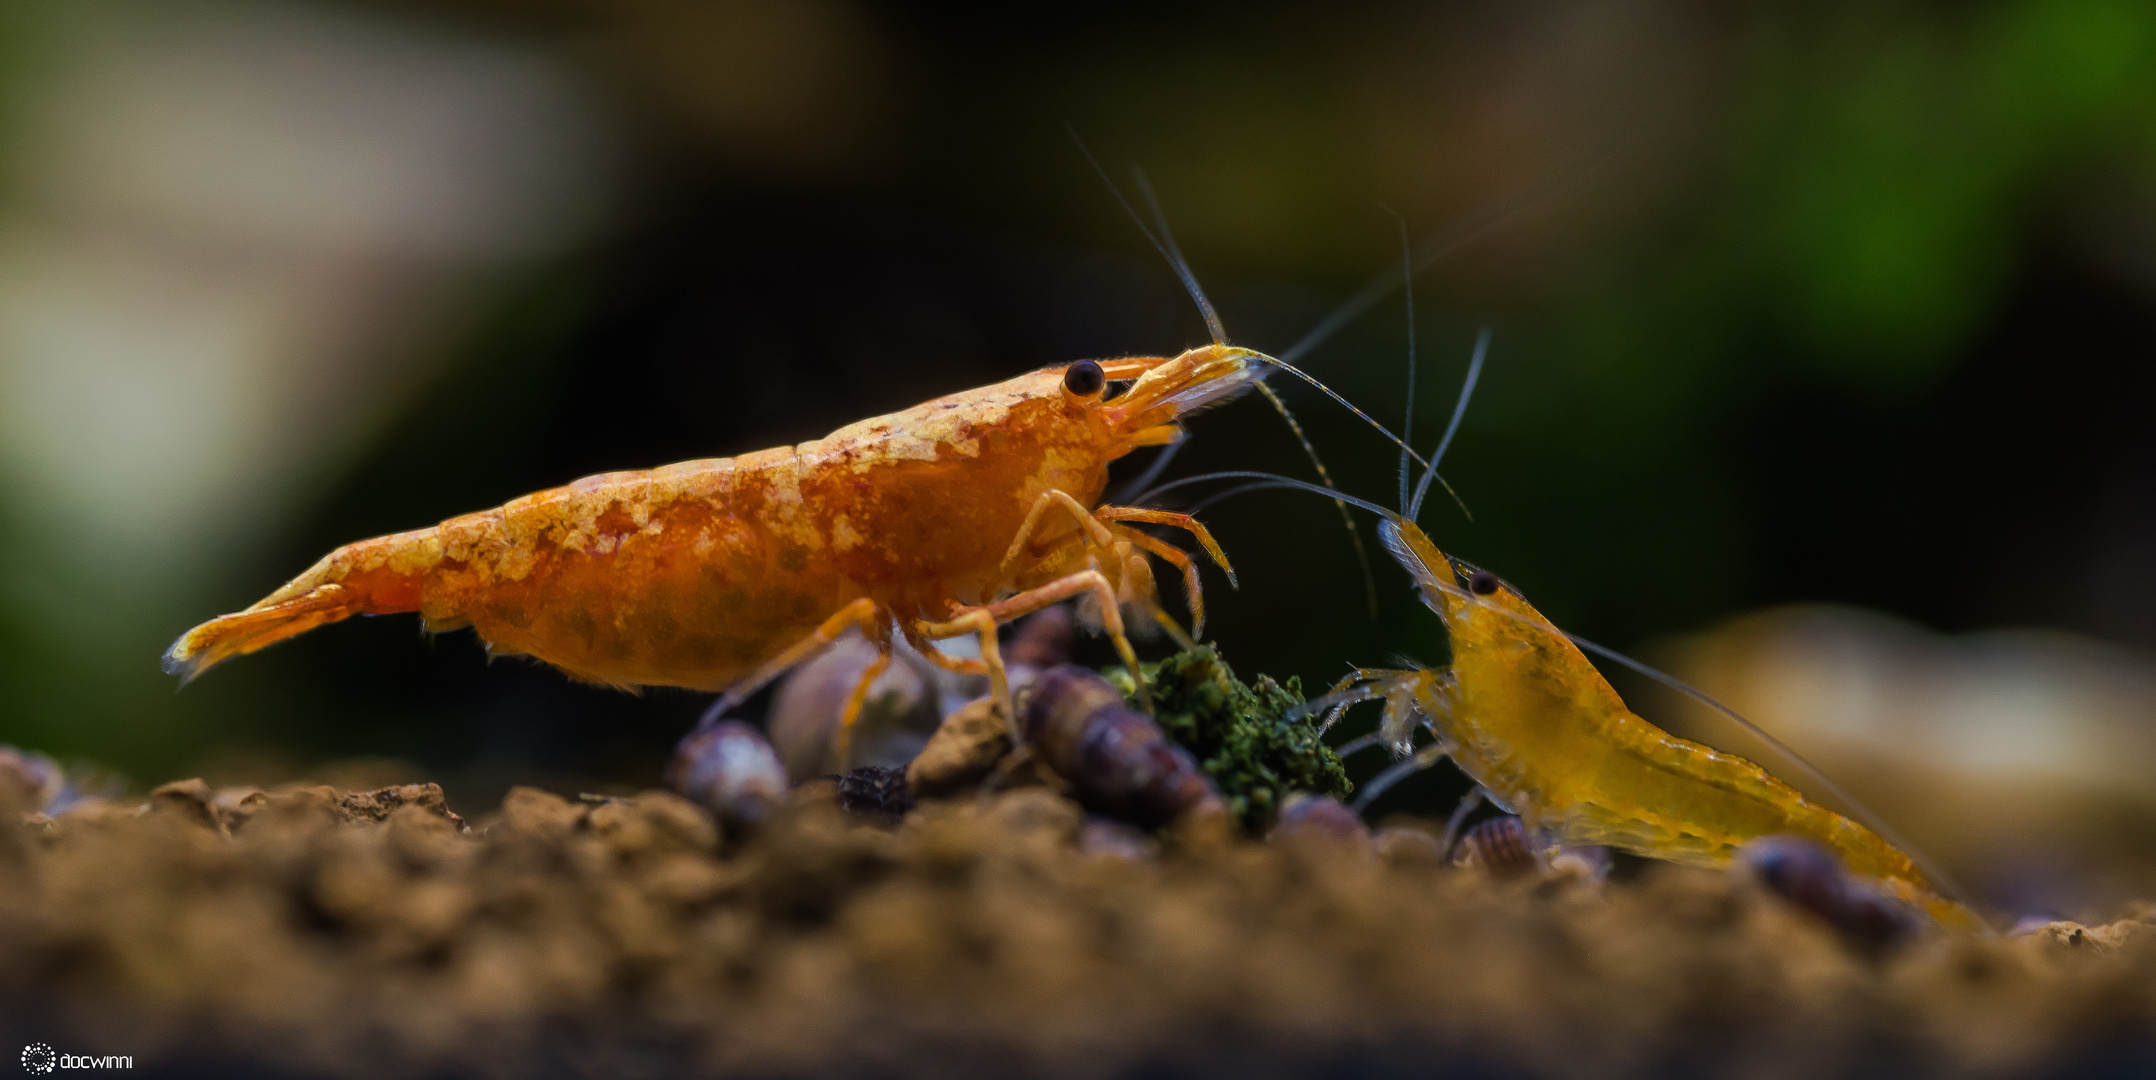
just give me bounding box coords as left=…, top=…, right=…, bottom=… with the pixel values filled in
left=1324, top=512, right=1983, bottom=931
left=165, top=347, right=1259, bottom=744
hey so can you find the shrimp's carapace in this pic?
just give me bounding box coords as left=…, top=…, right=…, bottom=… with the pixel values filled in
left=1337, top=515, right=1983, bottom=930
left=167, top=346, right=1267, bottom=752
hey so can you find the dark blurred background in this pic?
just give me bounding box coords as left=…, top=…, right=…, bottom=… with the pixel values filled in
left=2, top=0, right=2153, bottom=910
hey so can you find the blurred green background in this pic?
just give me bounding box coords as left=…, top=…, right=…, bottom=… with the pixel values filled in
left=1, top=0, right=2153, bottom=905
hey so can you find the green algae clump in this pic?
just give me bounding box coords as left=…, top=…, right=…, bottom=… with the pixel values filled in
left=1106, top=646, right=1351, bottom=831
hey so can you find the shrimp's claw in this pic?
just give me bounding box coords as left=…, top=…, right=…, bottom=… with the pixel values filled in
left=162, top=584, right=361, bottom=684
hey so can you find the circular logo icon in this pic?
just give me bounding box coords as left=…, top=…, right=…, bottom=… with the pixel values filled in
left=20, top=1043, right=56, bottom=1075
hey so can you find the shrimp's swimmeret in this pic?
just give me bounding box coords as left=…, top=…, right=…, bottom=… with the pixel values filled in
left=166, top=348, right=1264, bottom=753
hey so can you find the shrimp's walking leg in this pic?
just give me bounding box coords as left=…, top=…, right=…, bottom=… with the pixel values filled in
left=906, top=633, right=991, bottom=678
left=1291, top=668, right=1410, bottom=732
left=913, top=609, right=1009, bottom=733
left=832, top=648, right=893, bottom=771
left=1114, top=526, right=1208, bottom=639
left=1379, top=679, right=1425, bottom=753
left=696, top=597, right=885, bottom=732
left=1315, top=668, right=1451, bottom=752
left=1093, top=507, right=1236, bottom=586
left=980, top=570, right=1142, bottom=706
left=999, top=490, right=1118, bottom=574
left=919, top=568, right=1150, bottom=730
left=1350, top=741, right=1450, bottom=814
left=1144, top=602, right=1197, bottom=651
left=1441, top=788, right=1487, bottom=861
left=997, top=491, right=1225, bottom=643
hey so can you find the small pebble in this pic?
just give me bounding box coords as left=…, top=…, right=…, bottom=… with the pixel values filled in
left=837, top=765, right=916, bottom=823
left=1079, top=817, right=1155, bottom=861
left=338, top=783, right=465, bottom=828
left=906, top=698, right=1013, bottom=798
left=1006, top=606, right=1075, bottom=668
left=1022, top=665, right=1222, bottom=829
left=1458, top=816, right=1539, bottom=879
left=2008, top=913, right=2070, bottom=937
left=2009, top=918, right=2146, bottom=951
left=666, top=721, right=789, bottom=828
left=1272, top=793, right=1370, bottom=844
left=0, top=746, right=82, bottom=815
left=1744, top=836, right=1844, bottom=914
left=149, top=778, right=226, bottom=835
left=765, top=634, right=944, bottom=781
left=1549, top=845, right=1613, bottom=882
left=0, top=746, right=62, bottom=814
left=1373, top=826, right=1447, bottom=867
left=1740, top=835, right=1921, bottom=955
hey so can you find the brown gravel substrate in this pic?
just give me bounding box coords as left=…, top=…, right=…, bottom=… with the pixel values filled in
left=2, top=778, right=2152, bottom=1080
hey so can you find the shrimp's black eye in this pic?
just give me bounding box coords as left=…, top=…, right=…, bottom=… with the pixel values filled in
left=1468, top=570, right=1501, bottom=596
left=1063, top=359, right=1106, bottom=397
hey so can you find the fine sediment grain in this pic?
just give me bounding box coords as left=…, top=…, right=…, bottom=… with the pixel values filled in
left=3, top=775, right=2153, bottom=1079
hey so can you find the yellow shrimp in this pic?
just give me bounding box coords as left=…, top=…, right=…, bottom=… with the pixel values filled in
left=1167, top=401, right=1981, bottom=930
left=1348, top=513, right=1983, bottom=930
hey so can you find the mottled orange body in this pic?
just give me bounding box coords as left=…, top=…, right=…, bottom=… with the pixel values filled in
left=167, top=347, right=1261, bottom=742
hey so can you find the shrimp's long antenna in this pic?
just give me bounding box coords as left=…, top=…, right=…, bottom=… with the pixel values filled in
left=1128, top=353, right=1437, bottom=509
left=1129, top=168, right=1228, bottom=347
left=1390, top=209, right=1418, bottom=517
left=1352, top=741, right=1447, bottom=813
left=1067, top=135, right=1440, bottom=487
left=1429, top=328, right=1489, bottom=474
left=1241, top=355, right=1431, bottom=472
left=1132, top=164, right=1377, bottom=615
left=1188, top=479, right=1294, bottom=514
left=1113, top=438, right=1185, bottom=504
left=1067, top=132, right=1230, bottom=349
left=1253, top=379, right=1378, bottom=617
left=1070, top=128, right=1382, bottom=611
left=1408, top=327, right=1489, bottom=522
left=1068, top=130, right=1181, bottom=309
left=1277, top=151, right=1606, bottom=367
left=1135, top=471, right=1398, bottom=520
left=1131, top=354, right=1443, bottom=499
left=1332, top=732, right=1387, bottom=759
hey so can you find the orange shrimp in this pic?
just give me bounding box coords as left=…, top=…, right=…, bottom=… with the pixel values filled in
left=165, top=348, right=1268, bottom=756
left=168, top=148, right=1468, bottom=765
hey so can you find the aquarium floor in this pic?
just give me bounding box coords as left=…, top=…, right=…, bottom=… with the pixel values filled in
left=2, top=778, right=2152, bottom=1080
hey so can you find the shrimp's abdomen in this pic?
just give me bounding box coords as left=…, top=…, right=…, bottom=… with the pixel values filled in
left=165, top=455, right=844, bottom=691
left=423, top=453, right=853, bottom=691
left=1566, top=713, right=1920, bottom=880
left=167, top=371, right=1117, bottom=690
left=162, top=527, right=443, bottom=683
left=457, top=415, right=1098, bottom=688
left=1444, top=591, right=1950, bottom=913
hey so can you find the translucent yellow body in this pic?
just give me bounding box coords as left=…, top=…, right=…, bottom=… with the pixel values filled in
left=1376, top=518, right=1980, bottom=930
